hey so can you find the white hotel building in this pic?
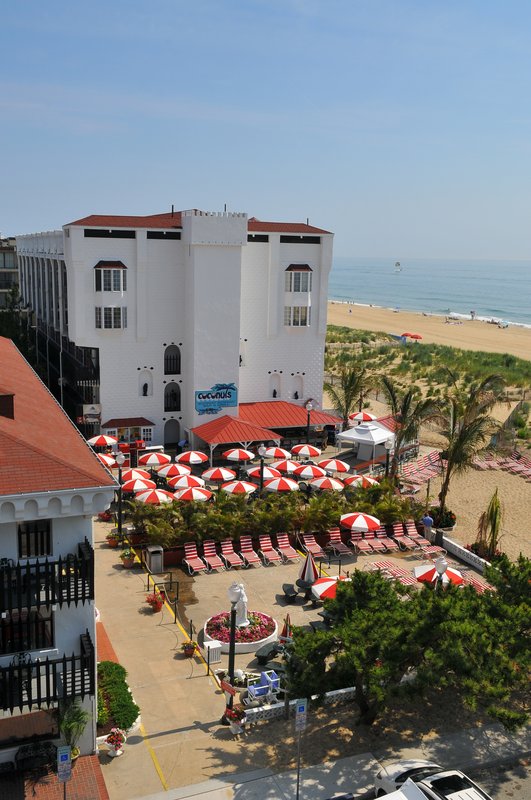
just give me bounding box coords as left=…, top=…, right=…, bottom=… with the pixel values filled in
left=16, top=210, right=335, bottom=450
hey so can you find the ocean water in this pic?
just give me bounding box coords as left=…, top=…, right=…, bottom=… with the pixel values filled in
left=329, top=257, right=531, bottom=327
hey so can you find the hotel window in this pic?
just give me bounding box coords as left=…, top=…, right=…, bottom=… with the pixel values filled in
left=284, top=306, right=311, bottom=327
left=95, top=268, right=127, bottom=292
left=95, top=307, right=127, bottom=329
left=141, top=428, right=153, bottom=442
left=285, top=270, right=312, bottom=293
left=18, top=521, right=52, bottom=558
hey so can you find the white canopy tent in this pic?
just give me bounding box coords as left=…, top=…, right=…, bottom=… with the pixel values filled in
left=336, top=422, right=394, bottom=464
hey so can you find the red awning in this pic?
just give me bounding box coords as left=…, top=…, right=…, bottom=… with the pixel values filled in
left=239, top=401, right=341, bottom=429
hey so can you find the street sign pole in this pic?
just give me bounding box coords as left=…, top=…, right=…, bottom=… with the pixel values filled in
left=57, top=745, right=72, bottom=796
left=294, top=699, right=307, bottom=800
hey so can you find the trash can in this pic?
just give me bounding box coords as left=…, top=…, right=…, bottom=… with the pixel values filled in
left=144, top=545, right=164, bottom=573
left=203, top=640, right=222, bottom=665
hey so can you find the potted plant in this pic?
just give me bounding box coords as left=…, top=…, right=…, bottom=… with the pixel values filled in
left=120, top=548, right=136, bottom=568
left=181, top=640, right=198, bottom=658
left=105, top=727, right=127, bottom=757
left=430, top=506, right=456, bottom=532
left=145, top=592, right=164, bottom=612
left=59, top=700, right=91, bottom=763
left=106, top=531, right=122, bottom=548
left=224, top=705, right=246, bottom=735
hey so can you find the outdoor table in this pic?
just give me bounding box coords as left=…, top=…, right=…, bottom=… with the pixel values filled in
left=309, top=620, right=329, bottom=633
left=295, top=578, right=314, bottom=601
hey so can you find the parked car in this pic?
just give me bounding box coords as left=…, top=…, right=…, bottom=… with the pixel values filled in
left=374, top=761, right=494, bottom=800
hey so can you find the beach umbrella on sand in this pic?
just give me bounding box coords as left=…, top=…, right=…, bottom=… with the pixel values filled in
left=293, top=464, right=327, bottom=480
left=298, top=552, right=319, bottom=583
left=246, top=465, right=281, bottom=480
left=157, top=463, right=192, bottom=479
left=263, top=477, right=299, bottom=493
left=311, top=575, right=350, bottom=601
left=309, top=476, right=344, bottom=492
left=264, top=446, right=291, bottom=459
left=222, top=448, right=254, bottom=462
left=174, top=487, right=213, bottom=502
left=122, top=478, right=156, bottom=493
left=340, top=512, right=380, bottom=532
left=344, top=474, right=379, bottom=488
left=348, top=411, right=377, bottom=424
left=138, top=451, right=171, bottom=467
left=291, top=444, right=322, bottom=459
left=202, top=466, right=236, bottom=483
left=414, top=559, right=464, bottom=587
left=122, top=468, right=151, bottom=482
left=135, top=489, right=175, bottom=505
left=270, top=459, right=299, bottom=474
left=318, top=458, right=350, bottom=474
left=87, top=434, right=118, bottom=447
left=402, top=332, right=422, bottom=340
left=175, top=450, right=208, bottom=465
left=97, top=453, right=116, bottom=468
left=168, top=475, right=205, bottom=490
left=220, top=480, right=257, bottom=495
left=279, top=613, right=293, bottom=643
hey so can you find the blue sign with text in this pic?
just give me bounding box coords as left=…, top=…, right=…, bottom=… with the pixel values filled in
left=195, top=383, right=238, bottom=416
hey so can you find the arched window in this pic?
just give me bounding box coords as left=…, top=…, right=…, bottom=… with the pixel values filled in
left=139, top=371, right=153, bottom=397
left=164, top=383, right=181, bottom=412
left=164, top=345, right=181, bottom=375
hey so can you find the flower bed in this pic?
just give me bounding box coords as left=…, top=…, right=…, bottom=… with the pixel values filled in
left=97, top=661, right=140, bottom=737
left=204, top=611, right=278, bottom=654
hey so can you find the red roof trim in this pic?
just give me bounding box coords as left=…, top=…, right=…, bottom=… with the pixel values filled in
left=94, top=260, right=127, bottom=269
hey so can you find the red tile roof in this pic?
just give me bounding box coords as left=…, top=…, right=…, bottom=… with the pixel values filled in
left=192, top=415, right=280, bottom=445
left=66, top=211, right=332, bottom=235
left=101, top=417, right=154, bottom=428
left=239, top=401, right=341, bottom=429
left=376, top=415, right=399, bottom=432
left=0, top=338, right=116, bottom=496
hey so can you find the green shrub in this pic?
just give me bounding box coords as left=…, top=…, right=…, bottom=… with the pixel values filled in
left=97, top=687, right=110, bottom=727
left=98, top=661, right=139, bottom=731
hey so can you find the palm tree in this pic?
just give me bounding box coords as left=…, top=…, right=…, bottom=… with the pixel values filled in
left=380, top=376, right=440, bottom=479
left=324, top=367, right=373, bottom=428
left=438, top=375, right=505, bottom=514
left=476, top=488, right=503, bottom=559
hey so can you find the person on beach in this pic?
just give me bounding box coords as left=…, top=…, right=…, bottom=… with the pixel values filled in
left=421, top=512, right=434, bottom=538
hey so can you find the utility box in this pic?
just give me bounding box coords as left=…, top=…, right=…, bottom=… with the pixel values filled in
left=203, top=640, right=222, bottom=665
left=144, top=545, right=164, bottom=573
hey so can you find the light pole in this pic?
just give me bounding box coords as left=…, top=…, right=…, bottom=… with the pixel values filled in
left=384, top=438, right=393, bottom=478
left=305, top=400, right=313, bottom=443
left=220, top=583, right=241, bottom=723
left=115, top=451, right=126, bottom=541
left=258, top=443, right=266, bottom=496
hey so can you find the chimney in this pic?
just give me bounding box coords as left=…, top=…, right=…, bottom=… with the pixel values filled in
left=0, top=392, right=14, bottom=419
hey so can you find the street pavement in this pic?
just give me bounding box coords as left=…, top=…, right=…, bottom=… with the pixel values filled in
left=93, top=521, right=531, bottom=800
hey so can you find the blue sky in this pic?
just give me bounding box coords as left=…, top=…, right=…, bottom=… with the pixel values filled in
left=4, top=1, right=531, bottom=258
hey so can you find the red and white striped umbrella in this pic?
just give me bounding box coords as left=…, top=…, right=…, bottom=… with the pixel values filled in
left=291, top=444, right=322, bottom=458
left=175, top=450, right=208, bottom=465
left=87, top=434, right=118, bottom=447
left=220, top=480, right=257, bottom=495
left=298, top=552, right=319, bottom=583
left=138, top=451, right=171, bottom=467
left=264, top=446, right=291, bottom=459
left=318, top=458, right=350, bottom=474
left=263, top=477, right=299, bottom=492
left=279, top=613, right=293, bottom=643
left=157, top=463, right=192, bottom=479
left=270, top=459, right=299, bottom=474
left=135, top=489, right=175, bottom=505
left=168, top=475, right=205, bottom=490
left=246, top=465, right=281, bottom=480
left=122, top=468, right=151, bottom=482
left=309, top=476, right=344, bottom=492
left=311, top=575, right=350, bottom=601
left=340, top=512, right=380, bottom=532
left=222, top=448, right=254, bottom=462
left=97, top=453, right=116, bottom=468
left=348, top=411, right=377, bottom=423
left=202, top=466, right=236, bottom=482
left=122, top=478, right=156, bottom=493
left=294, top=464, right=327, bottom=480
left=344, top=474, right=380, bottom=488
left=414, top=563, right=464, bottom=586
left=174, top=487, right=213, bottom=502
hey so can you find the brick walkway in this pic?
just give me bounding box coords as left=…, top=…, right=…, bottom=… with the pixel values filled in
left=0, top=622, right=117, bottom=800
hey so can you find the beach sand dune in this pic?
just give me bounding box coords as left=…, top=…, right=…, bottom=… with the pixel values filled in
left=328, top=302, right=531, bottom=361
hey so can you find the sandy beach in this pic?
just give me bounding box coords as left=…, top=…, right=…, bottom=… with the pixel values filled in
left=328, top=302, right=531, bottom=360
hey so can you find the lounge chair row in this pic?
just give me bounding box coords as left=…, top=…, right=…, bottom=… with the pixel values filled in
left=182, top=534, right=300, bottom=575
left=400, top=451, right=444, bottom=486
